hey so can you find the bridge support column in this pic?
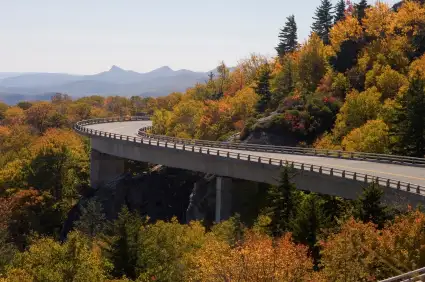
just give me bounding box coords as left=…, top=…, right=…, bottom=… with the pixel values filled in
left=90, top=149, right=125, bottom=189
left=215, top=177, right=232, bottom=222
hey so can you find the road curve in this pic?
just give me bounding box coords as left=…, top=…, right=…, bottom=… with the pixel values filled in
left=84, top=120, right=425, bottom=189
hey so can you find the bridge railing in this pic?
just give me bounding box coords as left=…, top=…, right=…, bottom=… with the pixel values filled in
left=74, top=117, right=425, bottom=197
left=379, top=267, right=425, bottom=281
left=137, top=126, right=425, bottom=167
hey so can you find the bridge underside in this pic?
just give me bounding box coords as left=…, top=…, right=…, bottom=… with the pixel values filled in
left=90, top=136, right=425, bottom=209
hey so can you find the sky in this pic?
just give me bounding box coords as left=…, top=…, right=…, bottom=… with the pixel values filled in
left=0, top=0, right=399, bottom=74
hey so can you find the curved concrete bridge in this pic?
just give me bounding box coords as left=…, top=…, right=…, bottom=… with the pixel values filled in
left=75, top=116, right=425, bottom=220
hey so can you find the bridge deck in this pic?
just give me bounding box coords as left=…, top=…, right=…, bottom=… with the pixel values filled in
left=85, top=121, right=425, bottom=189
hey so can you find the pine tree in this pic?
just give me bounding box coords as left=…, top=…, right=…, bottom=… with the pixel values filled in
left=390, top=72, right=425, bottom=157
left=354, top=182, right=390, bottom=228
left=254, top=63, right=272, bottom=113
left=311, top=0, right=334, bottom=44
left=74, top=198, right=106, bottom=238
left=263, top=167, right=300, bottom=236
left=291, top=194, right=327, bottom=267
left=276, top=15, right=298, bottom=57
left=354, top=0, right=368, bottom=22
left=109, top=206, right=143, bottom=279
left=334, top=0, right=346, bottom=24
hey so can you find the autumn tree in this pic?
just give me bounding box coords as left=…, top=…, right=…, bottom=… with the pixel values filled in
left=3, top=107, right=25, bottom=126
left=214, top=61, right=230, bottom=100
left=333, top=87, right=382, bottom=139
left=0, top=196, right=16, bottom=274
left=26, top=129, right=89, bottom=202
left=24, top=101, right=56, bottom=133
left=136, top=218, right=206, bottom=281
left=334, top=0, right=346, bottom=24
left=297, top=33, right=329, bottom=92
left=0, top=102, right=8, bottom=120
left=342, top=119, right=390, bottom=153
left=186, top=231, right=314, bottom=281
left=311, top=0, right=334, bottom=44
left=390, top=72, right=425, bottom=157
left=3, top=231, right=107, bottom=282
left=276, top=15, right=298, bottom=57
left=376, top=211, right=425, bottom=279
left=5, top=189, right=62, bottom=250
left=320, top=218, right=379, bottom=281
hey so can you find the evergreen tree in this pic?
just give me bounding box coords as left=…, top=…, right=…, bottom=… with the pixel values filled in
left=334, top=0, right=346, bottom=24
left=354, top=0, right=368, bottom=22
left=254, top=63, right=272, bottom=113
left=311, top=0, right=334, bottom=44
left=390, top=72, right=425, bottom=157
left=109, top=206, right=143, bottom=279
left=276, top=15, right=298, bottom=57
left=354, top=182, right=391, bottom=228
left=74, top=198, right=106, bottom=238
left=263, top=167, right=300, bottom=236
left=291, top=194, right=327, bottom=267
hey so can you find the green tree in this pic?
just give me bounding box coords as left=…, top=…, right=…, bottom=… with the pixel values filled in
left=355, top=0, right=369, bottom=22
left=334, top=0, right=346, bottom=24
left=263, top=167, right=300, bottom=236
left=390, top=73, right=425, bottom=157
left=16, top=101, right=32, bottom=110
left=74, top=198, right=107, bottom=239
left=0, top=229, right=16, bottom=275
left=311, top=0, right=334, bottom=44
left=276, top=15, right=298, bottom=57
left=109, top=206, right=143, bottom=280
left=354, top=182, right=391, bottom=228
left=291, top=194, right=327, bottom=267
left=253, top=63, right=272, bottom=113
left=271, top=56, right=295, bottom=108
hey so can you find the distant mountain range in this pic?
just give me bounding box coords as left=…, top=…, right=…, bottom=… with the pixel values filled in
left=0, top=65, right=223, bottom=105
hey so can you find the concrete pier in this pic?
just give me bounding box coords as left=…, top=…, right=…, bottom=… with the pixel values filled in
left=90, top=149, right=125, bottom=189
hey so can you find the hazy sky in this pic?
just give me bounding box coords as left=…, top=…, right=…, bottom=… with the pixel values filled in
left=0, top=0, right=399, bottom=74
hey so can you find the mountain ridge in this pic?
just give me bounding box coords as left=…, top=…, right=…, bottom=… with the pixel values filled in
left=0, top=65, right=219, bottom=104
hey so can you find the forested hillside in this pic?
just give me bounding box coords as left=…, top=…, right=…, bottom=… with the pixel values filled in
left=1, top=0, right=425, bottom=281
left=152, top=0, right=425, bottom=157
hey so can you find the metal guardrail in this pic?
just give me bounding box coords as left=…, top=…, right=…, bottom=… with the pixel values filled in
left=380, top=267, right=425, bottom=282
left=138, top=126, right=425, bottom=167
left=74, top=116, right=425, bottom=197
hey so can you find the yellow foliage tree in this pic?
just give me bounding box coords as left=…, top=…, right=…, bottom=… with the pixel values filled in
left=320, top=218, right=379, bottom=281
left=333, top=87, right=382, bottom=139
left=375, top=211, right=425, bottom=279
left=2, top=232, right=107, bottom=282
left=362, top=3, right=393, bottom=38
left=342, top=119, right=390, bottom=153
left=376, top=66, right=408, bottom=100
left=3, top=107, right=25, bottom=126
left=330, top=15, right=363, bottom=52
left=296, top=33, right=331, bottom=92
left=186, top=231, right=313, bottom=281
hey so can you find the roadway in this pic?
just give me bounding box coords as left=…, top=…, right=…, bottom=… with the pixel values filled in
left=85, top=120, right=425, bottom=189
